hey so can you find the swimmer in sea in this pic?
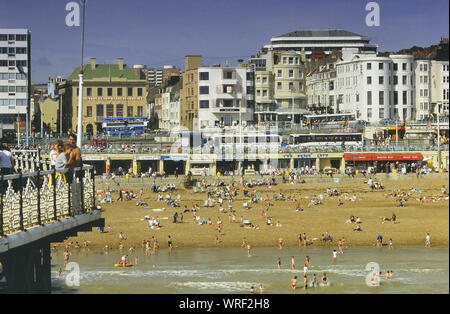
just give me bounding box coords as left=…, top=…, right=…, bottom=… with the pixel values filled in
left=305, top=256, right=311, bottom=268
left=168, top=235, right=174, bottom=254
left=385, top=271, right=390, bottom=280
left=247, top=244, right=251, bottom=257
left=250, top=286, right=255, bottom=294
left=322, top=273, right=328, bottom=285
left=277, top=257, right=281, bottom=269
left=389, top=271, right=394, bottom=278
left=58, top=267, right=62, bottom=277
left=135, top=256, right=139, bottom=265
left=259, top=284, right=265, bottom=294
left=311, top=274, right=317, bottom=287
left=291, top=276, right=297, bottom=292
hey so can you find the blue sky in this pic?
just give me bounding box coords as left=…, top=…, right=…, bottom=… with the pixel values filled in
left=1, top=0, right=448, bottom=83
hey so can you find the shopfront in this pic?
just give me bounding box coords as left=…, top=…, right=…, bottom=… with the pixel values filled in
left=344, top=152, right=424, bottom=172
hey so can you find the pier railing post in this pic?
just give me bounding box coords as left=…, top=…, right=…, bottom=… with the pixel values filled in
left=36, top=169, right=42, bottom=226
left=0, top=174, right=4, bottom=237
left=52, top=168, right=57, bottom=221
left=80, top=166, right=85, bottom=213
left=19, top=170, right=24, bottom=231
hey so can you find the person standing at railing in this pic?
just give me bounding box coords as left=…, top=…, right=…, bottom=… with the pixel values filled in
left=0, top=144, right=15, bottom=194
left=54, top=144, right=73, bottom=184
left=66, top=134, right=82, bottom=184
left=0, top=144, right=14, bottom=176
left=49, top=140, right=63, bottom=186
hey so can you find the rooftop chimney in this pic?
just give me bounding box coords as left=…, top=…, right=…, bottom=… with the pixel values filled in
left=118, top=58, right=124, bottom=70
left=90, top=57, right=96, bottom=70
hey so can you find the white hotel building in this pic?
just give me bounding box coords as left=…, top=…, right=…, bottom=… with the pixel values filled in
left=265, top=29, right=377, bottom=58
left=0, top=29, right=30, bottom=133
left=334, top=49, right=415, bottom=122
left=197, top=66, right=254, bottom=129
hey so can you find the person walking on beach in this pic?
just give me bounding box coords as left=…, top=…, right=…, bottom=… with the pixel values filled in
left=168, top=235, right=174, bottom=254
left=389, top=238, right=394, bottom=250
left=291, top=256, right=295, bottom=269
left=247, top=244, right=252, bottom=257
left=332, top=250, right=338, bottom=264
left=278, top=238, right=284, bottom=249
left=425, top=233, right=431, bottom=248
left=338, top=239, right=344, bottom=254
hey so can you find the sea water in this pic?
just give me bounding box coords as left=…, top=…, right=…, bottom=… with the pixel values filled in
left=51, top=246, right=449, bottom=294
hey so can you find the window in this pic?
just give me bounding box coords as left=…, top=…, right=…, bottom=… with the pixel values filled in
left=116, top=104, right=124, bottom=117
left=402, top=75, right=407, bottom=85
left=393, top=63, right=398, bottom=71
left=0, top=60, right=7, bottom=66
left=97, top=88, right=103, bottom=96
left=107, top=88, right=112, bottom=96
left=402, top=91, right=407, bottom=105
left=288, top=57, right=293, bottom=64
left=16, top=60, right=26, bottom=67
left=367, top=63, right=372, bottom=70
left=282, top=57, right=287, bottom=64
left=199, top=100, right=209, bottom=108
left=379, top=91, right=384, bottom=105
left=86, top=88, right=92, bottom=96
left=277, top=69, right=282, bottom=78
left=393, top=76, right=398, bottom=85
left=127, top=87, right=133, bottom=96
left=246, top=86, right=254, bottom=94
left=379, top=76, right=384, bottom=85
left=137, top=106, right=143, bottom=116
left=378, top=63, right=383, bottom=70
left=127, top=106, right=133, bottom=116
left=402, top=63, right=407, bottom=71
left=16, top=34, right=27, bottom=41
left=263, top=90, right=267, bottom=97
left=356, top=94, right=359, bottom=102
left=199, top=86, right=209, bottom=94
left=0, top=35, right=7, bottom=41
left=379, top=108, right=384, bottom=119
left=86, top=106, right=92, bottom=117
left=199, top=72, right=209, bottom=80
left=117, top=88, right=122, bottom=96
left=256, top=90, right=260, bottom=97
left=289, top=82, right=294, bottom=91
left=367, top=76, right=372, bottom=85
left=16, top=47, right=26, bottom=54
left=8, top=34, right=15, bottom=41
left=262, top=76, right=267, bottom=83
left=137, top=88, right=143, bottom=96
left=277, top=82, right=282, bottom=90
left=367, top=91, right=372, bottom=105
left=424, top=64, right=428, bottom=71
left=367, top=108, right=372, bottom=119
left=289, top=70, right=294, bottom=78
left=106, top=104, right=114, bottom=117
left=96, top=104, right=104, bottom=117
left=246, top=72, right=254, bottom=81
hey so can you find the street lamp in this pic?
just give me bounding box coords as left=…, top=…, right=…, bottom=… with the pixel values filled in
left=290, top=85, right=296, bottom=127
left=77, top=0, right=87, bottom=148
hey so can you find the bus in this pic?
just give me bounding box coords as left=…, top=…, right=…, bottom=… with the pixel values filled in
left=305, top=113, right=357, bottom=128
left=289, top=132, right=363, bottom=147
left=102, top=117, right=149, bottom=136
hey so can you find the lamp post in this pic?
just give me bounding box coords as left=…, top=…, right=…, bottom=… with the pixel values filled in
left=290, top=85, right=296, bottom=127
left=77, top=0, right=87, bottom=148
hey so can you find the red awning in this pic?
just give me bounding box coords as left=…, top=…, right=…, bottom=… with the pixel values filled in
left=344, top=153, right=423, bottom=161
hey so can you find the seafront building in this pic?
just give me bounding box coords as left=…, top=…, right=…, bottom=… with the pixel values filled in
left=264, top=29, right=377, bottom=57
left=0, top=28, right=31, bottom=137
left=66, top=58, right=149, bottom=135
left=249, top=49, right=308, bottom=125
left=196, top=65, right=254, bottom=129
left=180, top=55, right=202, bottom=131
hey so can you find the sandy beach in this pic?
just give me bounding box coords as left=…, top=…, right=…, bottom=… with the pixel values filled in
left=60, top=173, right=449, bottom=250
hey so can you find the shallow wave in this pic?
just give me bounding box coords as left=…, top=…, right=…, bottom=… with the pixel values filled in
left=169, top=281, right=261, bottom=292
